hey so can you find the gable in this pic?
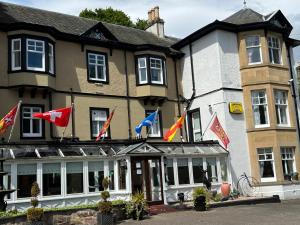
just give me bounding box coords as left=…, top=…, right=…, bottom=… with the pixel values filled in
left=81, top=22, right=118, bottom=41
left=267, top=10, right=293, bottom=34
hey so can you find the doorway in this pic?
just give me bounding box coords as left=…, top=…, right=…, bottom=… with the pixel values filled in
left=131, top=157, right=163, bottom=204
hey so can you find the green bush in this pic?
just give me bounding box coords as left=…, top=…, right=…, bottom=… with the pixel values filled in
left=126, top=191, right=148, bottom=220
left=27, top=208, right=43, bottom=222
left=31, top=182, right=40, bottom=198
left=192, top=187, right=207, bottom=199
left=102, top=177, right=110, bottom=190
left=101, top=191, right=110, bottom=201
left=211, top=193, right=222, bottom=202
left=112, top=199, right=127, bottom=206
left=30, top=198, right=39, bottom=208
left=98, top=201, right=113, bottom=214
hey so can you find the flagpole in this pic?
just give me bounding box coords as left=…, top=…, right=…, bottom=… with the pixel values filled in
left=60, top=103, right=73, bottom=142
left=201, top=111, right=217, bottom=137
left=7, top=100, right=22, bottom=143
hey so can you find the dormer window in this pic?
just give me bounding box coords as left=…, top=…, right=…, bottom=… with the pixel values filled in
left=9, top=35, right=55, bottom=75
left=246, top=36, right=262, bottom=65
left=136, top=55, right=166, bottom=85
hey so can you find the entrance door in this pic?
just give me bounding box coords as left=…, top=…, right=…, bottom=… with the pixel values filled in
left=131, top=157, right=163, bottom=203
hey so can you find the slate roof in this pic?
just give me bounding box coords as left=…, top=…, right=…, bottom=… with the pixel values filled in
left=0, top=1, right=178, bottom=48
left=222, top=8, right=265, bottom=25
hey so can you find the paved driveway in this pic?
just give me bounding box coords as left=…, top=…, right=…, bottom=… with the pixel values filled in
left=119, top=200, right=300, bottom=225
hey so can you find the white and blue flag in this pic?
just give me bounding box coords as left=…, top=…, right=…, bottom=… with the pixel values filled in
left=135, top=110, right=158, bottom=135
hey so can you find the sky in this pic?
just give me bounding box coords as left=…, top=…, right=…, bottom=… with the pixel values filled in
left=3, top=0, right=300, bottom=63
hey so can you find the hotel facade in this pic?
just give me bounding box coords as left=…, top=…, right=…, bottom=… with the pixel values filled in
left=0, top=2, right=299, bottom=210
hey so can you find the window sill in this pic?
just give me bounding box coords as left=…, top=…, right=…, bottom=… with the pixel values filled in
left=137, top=83, right=167, bottom=87
left=87, top=79, right=109, bottom=84
left=8, top=69, right=56, bottom=77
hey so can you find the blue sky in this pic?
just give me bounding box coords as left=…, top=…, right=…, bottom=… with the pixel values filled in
left=3, top=0, right=300, bottom=63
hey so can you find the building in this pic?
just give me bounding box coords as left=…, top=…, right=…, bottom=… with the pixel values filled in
left=0, top=2, right=229, bottom=210
left=175, top=7, right=300, bottom=199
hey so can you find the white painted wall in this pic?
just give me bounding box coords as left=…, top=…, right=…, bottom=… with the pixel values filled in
left=180, top=30, right=251, bottom=185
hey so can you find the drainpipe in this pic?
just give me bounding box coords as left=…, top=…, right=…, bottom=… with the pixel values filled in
left=173, top=57, right=183, bottom=137
left=70, top=88, right=75, bottom=140
left=124, top=50, right=132, bottom=139
left=287, top=47, right=300, bottom=142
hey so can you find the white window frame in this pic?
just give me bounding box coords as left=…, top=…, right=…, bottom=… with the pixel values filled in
left=138, top=57, right=148, bottom=84
left=251, top=90, right=270, bottom=128
left=147, top=111, right=161, bottom=138
left=22, top=106, right=42, bottom=138
left=91, top=109, right=108, bottom=138
left=268, top=36, right=282, bottom=64
left=26, top=39, right=45, bottom=71
left=150, top=57, right=164, bottom=84
left=41, top=162, right=62, bottom=197
left=257, top=148, right=276, bottom=182
left=281, top=147, right=296, bottom=178
left=274, top=90, right=290, bottom=126
left=190, top=110, right=202, bottom=142
left=246, top=35, right=262, bottom=65
left=48, top=43, right=54, bottom=74
left=88, top=53, right=107, bottom=82
left=11, top=38, right=21, bottom=71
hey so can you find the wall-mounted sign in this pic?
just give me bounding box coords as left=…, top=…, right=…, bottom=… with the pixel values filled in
left=229, top=102, right=243, bottom=114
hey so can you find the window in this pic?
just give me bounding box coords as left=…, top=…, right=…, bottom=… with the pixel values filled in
left=43, top=163, right=61, bottom=196
left=21, top=106, right=43, bottom=138
left=48, top=43, right=54, bottom=74
left=281, top=147, right=296, bottom=180
left=136, top=55, right=166, bottom=85
left=138, top=57, right=147, bottom=84
left=166, top=159, right=175, bottom=185
left=3, top=165, right=11, bottom=199
left=118, top=160, right=127, bottom=190
left=109, top=161, right=115, bottom=190
left=146, top=110, right=162, bottom=138
left=258, top=148, right=276, bottom=182
left=268, top=36, right=281, bottom=64
left=17, top=164, right=37, bottom=198
left=11, top=39, right=21, bottom=70
left=177, top=158, right=190, bottom=185
left=251, top=90, right=269, bottom=127
left=87, top=52, right=107, bottom=82
left=207, top=158, right=218, bottom=183
left=88, top=161, right=104, bottom=192
left=66, top=162, right=83, bottom=194
left=192, top=158, right=204, bottom=183
left=150, top=57, right=163, bottom=84
left=90, top=108, right=108, bottom=138
left=26, top=39, right=45, bottom=71
left=246, top=36, right=262, bottom=64
left=220, top=157, right=228, bottom=182
left=275, top=90, right=289, bottom=126
left=188, top=109, right=202, bottom=142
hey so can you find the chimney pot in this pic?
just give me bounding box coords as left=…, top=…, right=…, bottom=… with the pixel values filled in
left=151, top=9, right=155, bottom=21
left=154, top=6, right=159, bottom=20
left=148, top=10, right=152, bottom=23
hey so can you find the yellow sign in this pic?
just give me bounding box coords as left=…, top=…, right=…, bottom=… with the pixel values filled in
left=229, top=102, right=243, bottom=114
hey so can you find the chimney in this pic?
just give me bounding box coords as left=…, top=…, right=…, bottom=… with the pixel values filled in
left=145, top=6, right=165, bottom=38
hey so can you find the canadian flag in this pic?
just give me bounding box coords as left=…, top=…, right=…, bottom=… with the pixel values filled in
left=33, top=107, right=72, bottom=127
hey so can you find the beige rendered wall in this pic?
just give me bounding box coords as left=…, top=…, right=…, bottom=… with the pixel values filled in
left=238, top=30, right=300, bottom=183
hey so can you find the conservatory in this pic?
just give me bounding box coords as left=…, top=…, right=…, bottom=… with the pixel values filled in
left=1, top=141, right=229, bottom=210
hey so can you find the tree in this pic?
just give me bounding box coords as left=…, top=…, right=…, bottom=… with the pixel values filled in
left=79, top=7, right=148, bottom=30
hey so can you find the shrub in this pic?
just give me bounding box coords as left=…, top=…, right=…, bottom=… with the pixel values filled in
left=27, top=208, right=44, bottom=222
left=31, top=182, right=40, bottom=198
left=101, top=191, right=110, bottom=201
left=211, top=193, right=222, bottom=202
left=30, top=198, right=39, bottom=208
left=102, top=177, right=110, bottom=190
left=112, top=199, right=127, bottom=206
left=98, top=201, right=113, bottom=214
left=126, top=191, right=148, bottom=220
left=192, top=187, right=207, bottom=199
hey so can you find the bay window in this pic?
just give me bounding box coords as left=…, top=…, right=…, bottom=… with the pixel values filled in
left=66, top=162, right=83, bottom=194
left=258, top=148, right=276, bottom=182
left=87, top=51, right=108, bottom=83
left=27, top=39, right=45, bottom=71
left=281, top=147, right=296, bottom=180
left=48, top=43, right=54, bottom=74
left=274, top=90, right=289, bottom=126
left=246, top=35, right=262, bottom=64
left=136, top=55, right=166, bottom=85
left=11, top=39, right=21, bottom=70
left=21, top=105, right=43, bottom=138
left=268, top=36, right=281, bottom=64
left=251, top=90, right=269, bottom=127
left=17, top=164, right=37, bottom=198
left=43, top=163, right=61, bottom=196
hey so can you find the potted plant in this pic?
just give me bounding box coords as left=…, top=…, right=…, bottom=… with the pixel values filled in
left=27, top=182, right=44, bottom=225
left=230, top=188, right=240, bottom=199
left=193, top=187, right=207, bottom=211
left=126, top=191, right=148, bottom=220
left=97, top=177, right=113, bottom=225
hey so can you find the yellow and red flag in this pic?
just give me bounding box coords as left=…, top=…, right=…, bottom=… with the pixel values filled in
left=163, top=111, right=186, bottom=142
left=96, top=108, right=115, bottom=141
left=210, top=115, right=230, bottom=149
left=0, top=103, right=19, bottom=134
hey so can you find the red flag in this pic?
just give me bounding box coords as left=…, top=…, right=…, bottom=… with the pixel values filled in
left=164, top=111, right=186, bottom=142
left=96, top=109, right=115, bottom=141
left=210, top=115, right=230, bottom=149
left=33, top=107, right=72, bottom=127
left=0, top=103, right=19, bottom=134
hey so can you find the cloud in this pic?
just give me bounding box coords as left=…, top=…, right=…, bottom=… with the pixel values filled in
left=4, top=0, right=300, bottom=62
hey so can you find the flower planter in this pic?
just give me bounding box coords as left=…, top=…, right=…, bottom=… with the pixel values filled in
left=97, top=212, right=114, bottom=225
left=131, top=210, right=145, bottom=220
left=194, top=196, right=206, bottom=211
left=221, top=182, right=231, bottom=197
left=27, top=221, right=45, bottom=225
left=112, top=204, right=126, bottom=221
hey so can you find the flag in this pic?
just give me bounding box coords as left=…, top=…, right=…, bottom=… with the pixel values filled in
left=96, top=108, right=115, bottom=141
left=135, top=110, right=158, bottom=135
left=0, top=103, right=19, bottom=134
left=210, top=115, right=230, bottom=149
left=163, top=111, right=186, bottom=142
left=33, top=107, right=72, bottom=127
